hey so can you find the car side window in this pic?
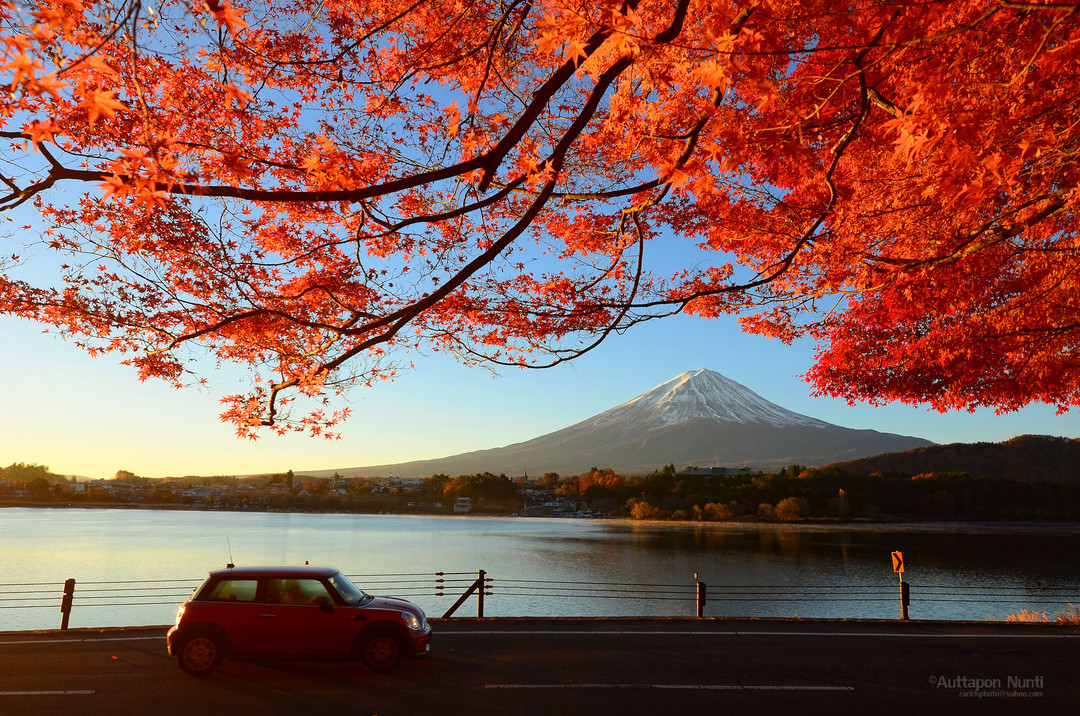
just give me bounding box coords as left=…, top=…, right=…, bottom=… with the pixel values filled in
left=264, top=578, right=333, bottom=605
left=204, top=578, right=258, bottom=602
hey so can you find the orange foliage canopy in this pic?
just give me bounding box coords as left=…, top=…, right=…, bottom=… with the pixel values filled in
left=1, top=0, right=1077, bottom=435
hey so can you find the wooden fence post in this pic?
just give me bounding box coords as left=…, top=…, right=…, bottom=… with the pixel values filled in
left=60, top=578, right=75, bottom=630
left=476, top=570, right=486, bottom=618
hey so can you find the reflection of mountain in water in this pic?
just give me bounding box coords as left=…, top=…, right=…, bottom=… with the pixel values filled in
left=317, top=369, right=932, bottom=477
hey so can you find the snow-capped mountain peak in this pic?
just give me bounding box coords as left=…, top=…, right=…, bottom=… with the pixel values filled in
left=319, top=368, right=934, bottom=476
left=590, top=369, right=827, bottom=429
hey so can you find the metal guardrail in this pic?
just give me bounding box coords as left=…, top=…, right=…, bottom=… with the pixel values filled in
left=0, top=579, right=198, bottom=608
left=1, top=573, right=1076, bottom=628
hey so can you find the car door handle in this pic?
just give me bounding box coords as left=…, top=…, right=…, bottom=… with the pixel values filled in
left=259, top=613, right=277, bottom=618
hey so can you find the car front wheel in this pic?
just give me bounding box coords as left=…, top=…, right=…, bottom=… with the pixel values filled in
left=359, top=631, right=404, bottom=673
left=177, top=633, right=224, bottom=676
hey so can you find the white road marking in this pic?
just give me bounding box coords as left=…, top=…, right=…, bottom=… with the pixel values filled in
left=0, top=635, right=161, bottom=646
left=486, top=684, right=854, bottom=691
left=5, top=629, right=1075, bottom=647
left=442, top=629, right=1080, bottom=638
left=0, top=690, right=96, bottom=695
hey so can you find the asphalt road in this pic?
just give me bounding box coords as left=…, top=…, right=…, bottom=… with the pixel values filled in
left=1, top=619, right=1076, bottom=716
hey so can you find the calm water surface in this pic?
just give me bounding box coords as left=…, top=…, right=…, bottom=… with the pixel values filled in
left=2, top=507, right=1078, bottom=630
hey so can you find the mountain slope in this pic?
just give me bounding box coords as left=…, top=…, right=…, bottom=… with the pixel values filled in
left=829, top=434, right=1080, bottom=484
left=313, top=369, right=934, bottom=478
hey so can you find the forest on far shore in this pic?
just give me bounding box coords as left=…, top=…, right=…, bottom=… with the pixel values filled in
left=4, top=435, right=1080, bottom=523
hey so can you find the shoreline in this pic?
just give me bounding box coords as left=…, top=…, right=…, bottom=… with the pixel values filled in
left=618, top=517, right=1080, bottom=535
left=3, top=502, right=1080, bottom=534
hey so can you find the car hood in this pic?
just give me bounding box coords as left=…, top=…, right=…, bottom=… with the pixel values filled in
left=367, top=595, right=424, bottom=616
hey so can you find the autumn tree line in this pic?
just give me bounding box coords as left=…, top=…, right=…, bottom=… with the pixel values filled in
left=547, top=465, right=1080, bottom=522
left=4, top=461, right=1079, bottom=522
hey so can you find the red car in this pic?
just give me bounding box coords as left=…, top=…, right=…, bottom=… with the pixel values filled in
left=166, top=565, right=431, bottom=676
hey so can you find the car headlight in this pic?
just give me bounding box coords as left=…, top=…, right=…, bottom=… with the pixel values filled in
left=174, top=604, right=186, bottom=626
left=401, top=611, right=423, bottom=631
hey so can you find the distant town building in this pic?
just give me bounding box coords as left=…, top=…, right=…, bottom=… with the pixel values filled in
left=677, top=466, right=756, bottom=477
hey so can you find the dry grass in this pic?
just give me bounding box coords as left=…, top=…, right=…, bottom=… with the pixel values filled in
left=1003, top=604, right=1080, bottom=624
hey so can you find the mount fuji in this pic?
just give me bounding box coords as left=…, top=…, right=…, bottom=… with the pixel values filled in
left=318, top=369, right=934, bottom=477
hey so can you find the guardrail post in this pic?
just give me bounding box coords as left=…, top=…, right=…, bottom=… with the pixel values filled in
left=477, top=569, right=486, bottom=618
left=695, top=573, right=707, bottom=618
left=60, top=578, right=75, bottom=630
left=441, top=570, right=490, bottom=618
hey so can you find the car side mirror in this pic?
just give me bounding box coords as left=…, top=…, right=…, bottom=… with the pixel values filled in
left=318, top=597, right=335, bottom=614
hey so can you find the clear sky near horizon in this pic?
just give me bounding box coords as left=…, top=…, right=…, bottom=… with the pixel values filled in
left=3, top=299, right=1079, bottom=480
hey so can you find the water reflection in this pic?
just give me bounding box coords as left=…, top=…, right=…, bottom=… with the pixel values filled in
left=1, top=508, right=1078, bottom=629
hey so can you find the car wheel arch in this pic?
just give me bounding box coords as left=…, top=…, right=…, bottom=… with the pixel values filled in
left=174, top=624, right=232, bottom=677
left=353, top=623, right=409, bottom=673
left=177, top=622, right=235, bottom=657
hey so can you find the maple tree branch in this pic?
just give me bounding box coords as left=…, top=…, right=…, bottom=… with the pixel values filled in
left=1008, top=6, right=1078, bottom=86
left=50, top=0, right=139, bottom=80
left=865, top=190, right=1073, bottom=271
left=342, top=51, right=636, bottom=336
left=624, top=6, right=755, bottom=216
left=318, top=0, right=430, bottom=68
left=466, top=0, right=532, bottom=108
left=275, top=175, right=530, bottom=270
left=0, top=2, right=717, bottom=223
left=866, top=86, right=902, bottom=117
left=997, top=1, right=1080, bottom=10
left=3, top=22, right=633, bottom=214
left=0, top=138, right=70, bottom=210
left=464, top=212, right=654, bottom=369
left=30, top=149, right=490, bottom=205
left=254, top=31, right=645, bottom=424
left=257, top=171, right=562, bottom=425
left=159, top=287, right=383, bottom=354
left=998, top=250, right=1080, bottom=324
left=474, top=0, right=643, bottom=192
left=609, top=7, right=899, bottom=317
left=742, top=11, right=900, bottom=288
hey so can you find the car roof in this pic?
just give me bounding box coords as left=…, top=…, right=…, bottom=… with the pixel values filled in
left=207, top=565, right=340, bottom=579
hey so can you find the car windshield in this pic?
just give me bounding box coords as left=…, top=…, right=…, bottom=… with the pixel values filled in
left=328, top=572, right=372, bottom=606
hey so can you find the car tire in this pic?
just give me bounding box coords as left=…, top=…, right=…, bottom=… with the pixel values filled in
left=176, top=631, right=224, bottom=676
left=359, top=630, right=404, bottom=673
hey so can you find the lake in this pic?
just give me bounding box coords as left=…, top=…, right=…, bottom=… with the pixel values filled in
left=2, top=507, right=1078, bottom=631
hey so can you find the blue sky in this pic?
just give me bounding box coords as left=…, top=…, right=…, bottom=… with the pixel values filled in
left=3, top=303, right=1078, bottom=480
